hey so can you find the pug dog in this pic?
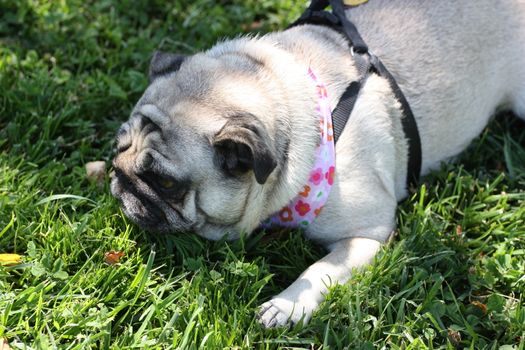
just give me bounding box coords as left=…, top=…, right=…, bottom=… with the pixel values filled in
left=111, top=0, right=525, bottom=328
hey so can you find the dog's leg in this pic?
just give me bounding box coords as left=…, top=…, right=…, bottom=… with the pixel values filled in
left=258, top=237, right=381, bottom=328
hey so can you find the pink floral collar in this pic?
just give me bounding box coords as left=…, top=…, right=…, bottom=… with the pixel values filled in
left=262, top=68, right=335, bottom=229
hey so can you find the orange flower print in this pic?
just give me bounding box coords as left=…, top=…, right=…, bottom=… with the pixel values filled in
left=319, top=120, right=326, bottom=139
left=325, top=166, right=335, bottom=185
left=295, top=200, right=311, bottom=216
left=314, top=206, right=324, bottom=217
left=279, top=207, right=293, bottom=222
left=327, top=122, right=334, bottom=142
left=299, top=185, right=311, bottom=197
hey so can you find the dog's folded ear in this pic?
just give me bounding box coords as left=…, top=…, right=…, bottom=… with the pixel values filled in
left=213, top=115, right=277, bottom=185
left=149, top=51, right=187, bottom=82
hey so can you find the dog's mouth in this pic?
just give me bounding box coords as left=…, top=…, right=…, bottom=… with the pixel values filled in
left=110, top=170, right=177, bottom=233
left=125, top=193, right=167, bottom=231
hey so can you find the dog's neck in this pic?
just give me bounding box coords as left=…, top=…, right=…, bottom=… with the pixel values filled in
left=254, top=28, right=363, bottom=221
left=261, top=68, right=336, bottom=228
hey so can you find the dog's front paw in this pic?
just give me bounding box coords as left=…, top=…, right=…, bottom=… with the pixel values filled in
left=257, top=297, right=316, bottom=328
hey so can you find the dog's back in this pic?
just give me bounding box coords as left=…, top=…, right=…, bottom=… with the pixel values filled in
left=350, top=0, right=525, bottom=173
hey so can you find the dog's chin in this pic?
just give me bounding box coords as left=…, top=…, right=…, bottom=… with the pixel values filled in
left=194, top=222, right=243, bottom=241
left=132, top=220, right=165, bottom=233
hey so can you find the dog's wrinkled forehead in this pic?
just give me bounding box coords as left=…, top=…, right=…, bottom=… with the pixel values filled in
left=116, top=104, right=167, bottom=152
left=114, top=105, right=170, bottom=176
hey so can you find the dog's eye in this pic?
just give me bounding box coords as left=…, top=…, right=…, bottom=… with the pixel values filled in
left=159, top=178, right=175, bottom=189
left=157, top=177, right=188, bottom=202
left=140, top=171, right=188, bottom=202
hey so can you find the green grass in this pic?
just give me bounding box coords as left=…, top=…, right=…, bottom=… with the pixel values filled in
left=1, top=0, right=524, bottom=348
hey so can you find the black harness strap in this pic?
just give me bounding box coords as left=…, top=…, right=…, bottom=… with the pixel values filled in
left=331, top=81, right=362, bottom=141
left=374, top=58, right=422, bottom=187
left=289, top=0, right=422, bottom=188
left=331, top=53, right=372, bottom=143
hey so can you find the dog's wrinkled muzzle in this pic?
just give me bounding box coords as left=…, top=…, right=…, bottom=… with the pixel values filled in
left=110, top=169, right=170, bottom=232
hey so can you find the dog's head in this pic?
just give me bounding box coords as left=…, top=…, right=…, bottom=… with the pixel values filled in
left=111, top=49, right=290, bottom=240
